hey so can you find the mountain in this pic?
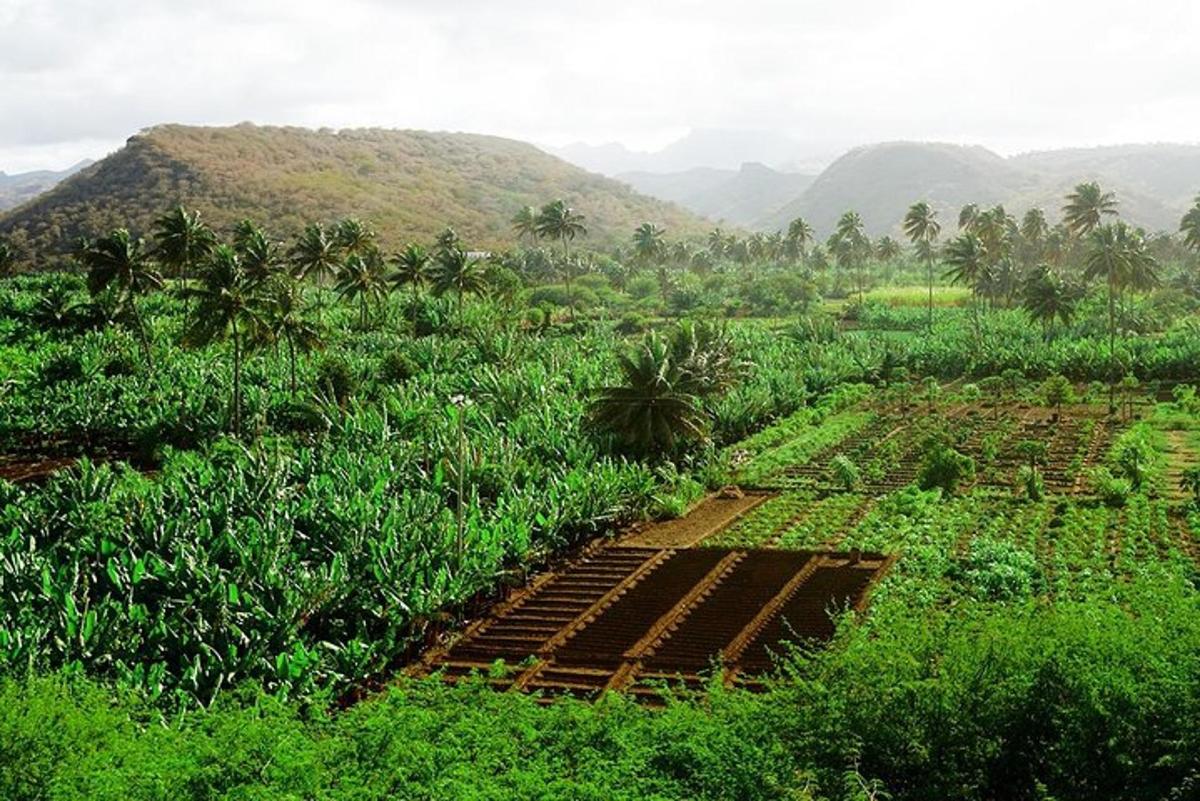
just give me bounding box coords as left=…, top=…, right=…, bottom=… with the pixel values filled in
left=0, top=124, right=711, bottom=264
left=547, top=128, right=837, bottom=176
left=0, top=160, right=93, bottom=212
left=762, top=141, right=1200, bottom=237
left=619, top=163, right=814, bottom=229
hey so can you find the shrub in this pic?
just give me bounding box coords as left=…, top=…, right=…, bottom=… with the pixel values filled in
left=379, top=348, right=419, bottom=383
left=918, top=444, right=976, bottom=495
left=316, top=356, right=357, bottom=405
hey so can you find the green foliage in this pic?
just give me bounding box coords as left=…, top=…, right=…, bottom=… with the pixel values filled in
left=917, top=443, right=976, bottom=495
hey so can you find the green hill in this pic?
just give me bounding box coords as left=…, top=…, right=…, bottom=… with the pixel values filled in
left=0, top=124, right=710, bottom=265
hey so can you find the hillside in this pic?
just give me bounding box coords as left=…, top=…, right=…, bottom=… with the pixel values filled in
left=762, top=141, right=1200, bottom=236
left=0, top=160, right=92, bottom=212
left=0, top=125, right=711, bottom=264
left=619, top=163, right=813, bottom=228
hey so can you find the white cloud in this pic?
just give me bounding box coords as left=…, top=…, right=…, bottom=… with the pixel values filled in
left=1, top=0, right=1199, bottom=171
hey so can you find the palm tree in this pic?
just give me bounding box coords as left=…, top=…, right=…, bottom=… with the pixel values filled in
left=431, top=245, right=487, bottom=322
left=263, top=278, right=322, bottom=396
left=152, top=205, right=216, bottom=285
left=1084, top=222, right=1158, bottom=411
left=707, top=228, right=728, bottom=260
left=0, top=238, right=16, bottom=278
left=632, top=222, right=667, bottom=266
left=942, top=232, right=988, bottom=339
left=289, top=223, right=341, bottom=283
left=334, top=217, right=377, bottom=257
left=511, top=205, right=539, bottom=248
left=832, top=211, right=871, bottom=303
left=233, top=220, right=282, bottom=284
left=335, top=247, right=388, bottom=328
left=81, top=228, right=163, bottom=368
left=587, top=332, right=707, bottom=458
left=786, top=217, right=814, bottom=258
left=535, top=200, right=587, bottom=319
left=1180, top=195, right=1200, bottom=253
left=875, top=236, right=902, bottom=262
left=958, top=203, right=979, bottom=231
left=1063, top=182, right=1118, bottom=238
left=903, top=201, right=941, bottom=330
left=1021, top=264, right=1078, bottom=339
left=1020, top=208, right=1050, bottom=246
left=182, top=244, right=270, bottom=435
left=391, top=243, right=432, bottom=334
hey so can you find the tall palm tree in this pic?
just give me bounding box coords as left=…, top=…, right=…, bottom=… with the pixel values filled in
left=152, top=205, right=216, bottom=285
left=1021, top=264, right=1078, bottom=339
left=182, top=244, right=270, bottom=435
left=263, top=278, right=322, bottom=396
left=0, top=238, right=16, bottom=278
left=632, top=222, right=667, bottom=266
left=233, top=220, right=282, bottom=284
left=390, top=243, right=432, bottom=334
left=1020, top=208, right=1050, bottom=245
left=1083, top=221, right=1158, bottom=412
left=958, top=203, right=979, bottom=231
left=587, top=332, right=707, bottom=458
left=942, top=232, right=988, bottom=339
left=535, top=200, right=587, bottom=319
left=903, top=201, right=942, bottom=331
left=511, top=205, right=539, bottom=248
left=335, top=247, right=388, bottom=328
left=1063, top=182, right=1118, bottom=238
left=875, top=236, right=902, bottom=263
left=1180, top=195, right=1200, bottom=253
left=334, top=217, right=377, bottom=257
left=832, top=211, right=871, bottom=303
left=786, top=217, right=814, bottom=258
left=707, top=228, right=728, bottom=260
left=289, top=223, right=341, bottom=283
left=431, top=245, right=487, bottom=322
left=81, top=229, right=163, bottom=368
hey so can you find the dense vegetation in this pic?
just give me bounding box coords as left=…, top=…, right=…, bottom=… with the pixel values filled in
left=2, top=179, right=1200, bottom=799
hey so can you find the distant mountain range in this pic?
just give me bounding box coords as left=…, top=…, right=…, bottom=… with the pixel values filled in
left=0, top=160, right=93, bottom=212
left=618, top=164, right=814, bottom=229
left=0, top=124, right=711, bottom=264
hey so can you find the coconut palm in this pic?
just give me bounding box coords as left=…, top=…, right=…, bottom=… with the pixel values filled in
left=263, top=278, right=323, bottom=396
left=707, top=228, right=728, bottom=259
left=786, top=217, right=814, bottom=257
left=182, top=244, right=271, bottom=435
left=942, top=232, right=988, bottom=338
left=632, top=222, right=667, bottom=266
left=831, top=211, right=871, bottom=302
left=233, top=220, right=282, bottom=284
left=289, top=223, right=341, bottom=283
left=587, top=332, right=707, bottom=457
left=1083, top=221, right=1158, bottom=411
left=903, top=201, right=941, bottom=330
left=81, top=228, right=162, bottom=368
left=535, top=200, right=587, bottom=318
left=334, top=217, right=377, bottom=257
left=1021, top=264, right=1079, bottom=339
left=431, top=245, right=487, bottom=322
left=1020, top=208, right=1050, bottom=246
left=958, top=203, right=979, bottom=231
left=875, top=236, right=902, bottom=262
left=335, top=247, right=388, bottom=328
left=1063, top=182, right=1118, bottom=238
left=0, top=238, right=16, bottom=278
left=152, top=205, right=216, bottom=284
left=511, top=205, right=539, bottom=247
left=390, top=243, right=432, bottom=334
left=1180, top=195, right=1200, bottom=253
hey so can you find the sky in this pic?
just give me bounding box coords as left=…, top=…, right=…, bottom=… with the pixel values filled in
left=2, top=0, right=1199, bottom=173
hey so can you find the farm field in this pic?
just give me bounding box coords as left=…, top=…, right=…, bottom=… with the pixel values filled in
left=2, top=186, right=1200, bottom=800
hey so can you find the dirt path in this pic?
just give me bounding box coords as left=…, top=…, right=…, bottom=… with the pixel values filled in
left=620, top=492, right=771, bottom=548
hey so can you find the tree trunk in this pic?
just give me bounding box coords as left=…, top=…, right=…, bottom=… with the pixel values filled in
left=232, top=316, right=242, bottom=436
left=1108, top=272, right=1116, bottom=415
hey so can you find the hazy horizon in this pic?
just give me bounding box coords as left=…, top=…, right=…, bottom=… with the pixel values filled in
left=4, top=0, right=1200, bottom=172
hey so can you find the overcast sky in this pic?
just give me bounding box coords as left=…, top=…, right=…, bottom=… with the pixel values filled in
left=2, top=0, right=1199, bottom=172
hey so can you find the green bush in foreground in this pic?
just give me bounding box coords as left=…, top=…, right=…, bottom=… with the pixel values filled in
left=3, top=578, right=1198, bottom=801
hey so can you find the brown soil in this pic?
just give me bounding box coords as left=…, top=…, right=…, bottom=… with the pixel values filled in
left=620, top=492, right=771, bottom=548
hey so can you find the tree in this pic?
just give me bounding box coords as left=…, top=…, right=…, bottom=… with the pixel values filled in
left=431, top=245, right=487, bottom=322
left=289, top=223, right=341, bottom=283
left=233, top=220, right=282, bottom=284
left=903, top=201, right=941, bottom=330
left=1063, top=182, right=1118, bottom=238
left=262, top=278, right=322, bottom=396
left=1181, top=195, right=1200, bottom=253
left=335, top=248, right=388, bottom=328
left=152, top=206, right=215, bottom=284
left=0, top=238, right=16, bottom=278
left=786, top=217, right=814, bottom=258
left=632, top=222, right=667, bottom=266
left=1083, top=222, right=1158, bottom=412
left=958, top=203, right=979, bottom=231
left=511, top=205, right=539, bottom=247
left=1021, top=264, right=1079, bottom=339
left=334, top=217, right=377, bottom=257
left=942, top=232, right=988, bottom=338
left=1015, top=440, right=1048, bottom=500
left=830, top=454, right=860, bottom=491
left=535, top=200, right=587, bottom=320
left=587, top=332, right=707, bottom=458
left=830, top=211, right=871, bottom=303
left=1040, top=374, right=1074, bottom=420
left=390, top=243, right=432, bottom=334
left=81, top=229, right=162, bottom=369
left=918, top=442, right=976, bottom=495
left=875, top=236, right=902, bottom=263
left=182, top=245, right=271, bottom=435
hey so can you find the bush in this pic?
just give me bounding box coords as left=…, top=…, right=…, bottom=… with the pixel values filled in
left=918, top=444, right=976, bottom=495
left=268, top=399, right=330, bottom=436
left=379, top=348, right=419, bottom=383
left=316, top=356, right=357, bottom=405
left=40, top=352, right=87, bottom=383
